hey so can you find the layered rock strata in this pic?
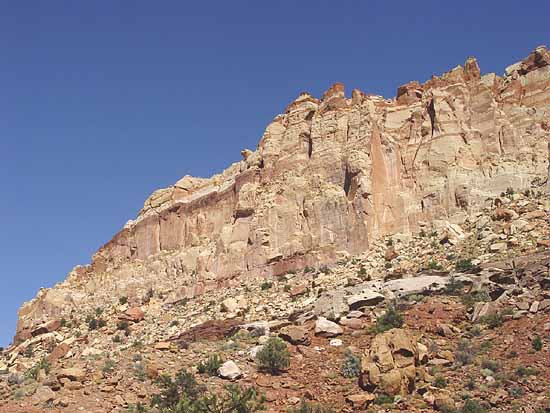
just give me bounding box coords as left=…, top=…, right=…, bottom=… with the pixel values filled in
left=14, top=46, right=550, bottom=343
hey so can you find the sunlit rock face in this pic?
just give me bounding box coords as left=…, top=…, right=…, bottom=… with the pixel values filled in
left=15, top=46, right=550, bottom=343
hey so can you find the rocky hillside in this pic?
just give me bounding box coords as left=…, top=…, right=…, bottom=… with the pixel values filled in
left=1, top=46, right=550, bottom=412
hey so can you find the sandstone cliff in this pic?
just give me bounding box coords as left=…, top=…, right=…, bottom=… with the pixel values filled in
left=14, top=46, right=550, bottom=344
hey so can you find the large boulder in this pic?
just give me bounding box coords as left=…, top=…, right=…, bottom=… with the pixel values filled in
left=279, top=326, right=311, bottom=346
left=360, top=329, right=423, bottom=396
left=218, top=361, right=242, bottom=380
left=314, top=317, right=343, bottom=338
left=347, top=291, right=385, bottom=310
left=57, top=367, right=86, bottom=382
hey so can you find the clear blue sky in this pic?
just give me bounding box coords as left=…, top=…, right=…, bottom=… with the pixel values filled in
left=0, top=1, right=548, bottom=347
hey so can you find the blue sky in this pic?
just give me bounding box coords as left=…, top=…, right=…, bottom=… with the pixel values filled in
left=0, top=1, right=548, bottom=347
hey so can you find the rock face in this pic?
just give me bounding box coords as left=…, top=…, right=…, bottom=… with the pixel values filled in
left=14, top=46, right=550, bottom=343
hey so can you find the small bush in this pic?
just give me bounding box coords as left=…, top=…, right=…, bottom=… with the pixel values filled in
left=88, top=318, right=106, bottom=330
left=462, top=399, right=488, bottom=413
left=456, top=258, right=474, bottom=272
left=461, top=291, right=490, bottom=309
left=119, top=296, right=128, bottom=305
left=102, top=358, right=116, bottom=374
left=373, top=305, right=404, bottom=333
left=480, top=359, right=500, bottom=372
left=319, top=265, right=331, bottom=274
left=374, top=394, right=394, bottom=405
left=288, top=401, right=335, bottom=413
left=434, top=375, right=447, bottom=388
left=117, top=320, right=130, bottom=331
left=260, top=281, right=273, bottom=290
left=455, top=339, right=476, bottom=366
left=444, top=277, right=464, bottom=295
left=256, top=337, right=290, bottom=374
left=340, top=350, right=361, bottom=378
left=151, top=369, right=265, bottom=413
left=26, top=357, right=50, bottom=380
left=478, top=313, right=503, bottom=329
left=532, top=335, right=543, bottom=351
left=508, top=386, right=524, bottom=397
left=514, top=366, right=538, bottom=377
left=427, top=260, right=443, bottom=271
left=134, top=362, right=146, bottom=381
left=197, top=354, right=223, bottom=377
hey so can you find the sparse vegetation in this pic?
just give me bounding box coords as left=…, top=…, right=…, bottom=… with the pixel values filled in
left=374, top=394, right=394, bottom=405
left=102, top=357, right=116, bottom=374
left=480, top=359, right=500, bottom=372
left=456, top=258, right=474, bottom=272
left=88, top=317, right=106, bottom=330
left=427, top=260, right=443, bottom=271
left=119, top=296, right=128, bottom=305
left=372, top=305, right=404, bottom=333
left=514, top=366, right=538, bottom=378
left=455, top=339, right=476, bottom=366
left=340, top=349, right=361, bottom=378
left=532, top=335, right=543, bottom=351
left=134, top=362, right=146, bottom=381
left=445, top=276, right=464, bottom=295
left=478, top=313, right=503, bottom=329
left=25, top=357, right=50, bottom=380
left=260, top=281, right=273, bottom=290
left=197, top=354, right=223, bottom=377
left=255, top=337, right=290, bottom=375
left=151, top=370, right=265, bottom=413
left=461, top=399, right=488, bottom=413
left=461, top=291, right=490, bottom=309
left=434, top=375, right=447, bottom=388
left=287, top=401, right=335, bottom=413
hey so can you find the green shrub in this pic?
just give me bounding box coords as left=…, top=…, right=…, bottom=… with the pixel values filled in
left=427, top=260, right=443, bottom=271
left=532, top=335, right=543, bottom=351
left=434, top=374, right=447, bottom=388
left=151, top=370, right=265, bottom=413
left=340, top=349, right=361, bottom=378
left=480, top=359, right=500, bottom=372
left=462, top=399, right=488, bottom=413
left=260, top=281, right=273, bottom=290
left=256, top=337, right=290, bottom=375
left=102, top=358, right=116, bottom=374
left=373, top=305, right=404, bottom=333
left=515, top=366, right=538, bottom=378
left=134, top=362, right=146, bottom=381
left=461, top=291, right=490, bottom=309
left=478, top=313, right=503, bottom=329
left=287, top=401, right=335, bottom=413
left=445, top=277, right=464, bottom=295
left=117, top=320, right=130, bottom=330
left=197, top=354, right=223, bottom=377
left=374, top=394, right=394, bottom=405
left=119, top=296, right=128, bottom=305
left=508, top=386, right=524, bottom=397
left=455, top=339, right=476, bottom=366
left=26, top=357, right=50, bottom=380
left=456, top=259, right=474, bottom=272
left=319, top=265, right=331, bottom=274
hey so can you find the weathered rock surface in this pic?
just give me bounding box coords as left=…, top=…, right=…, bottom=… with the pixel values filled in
left=359, top=328, right=423, bottom=396
left=12, top=46, right=550, bottom=346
